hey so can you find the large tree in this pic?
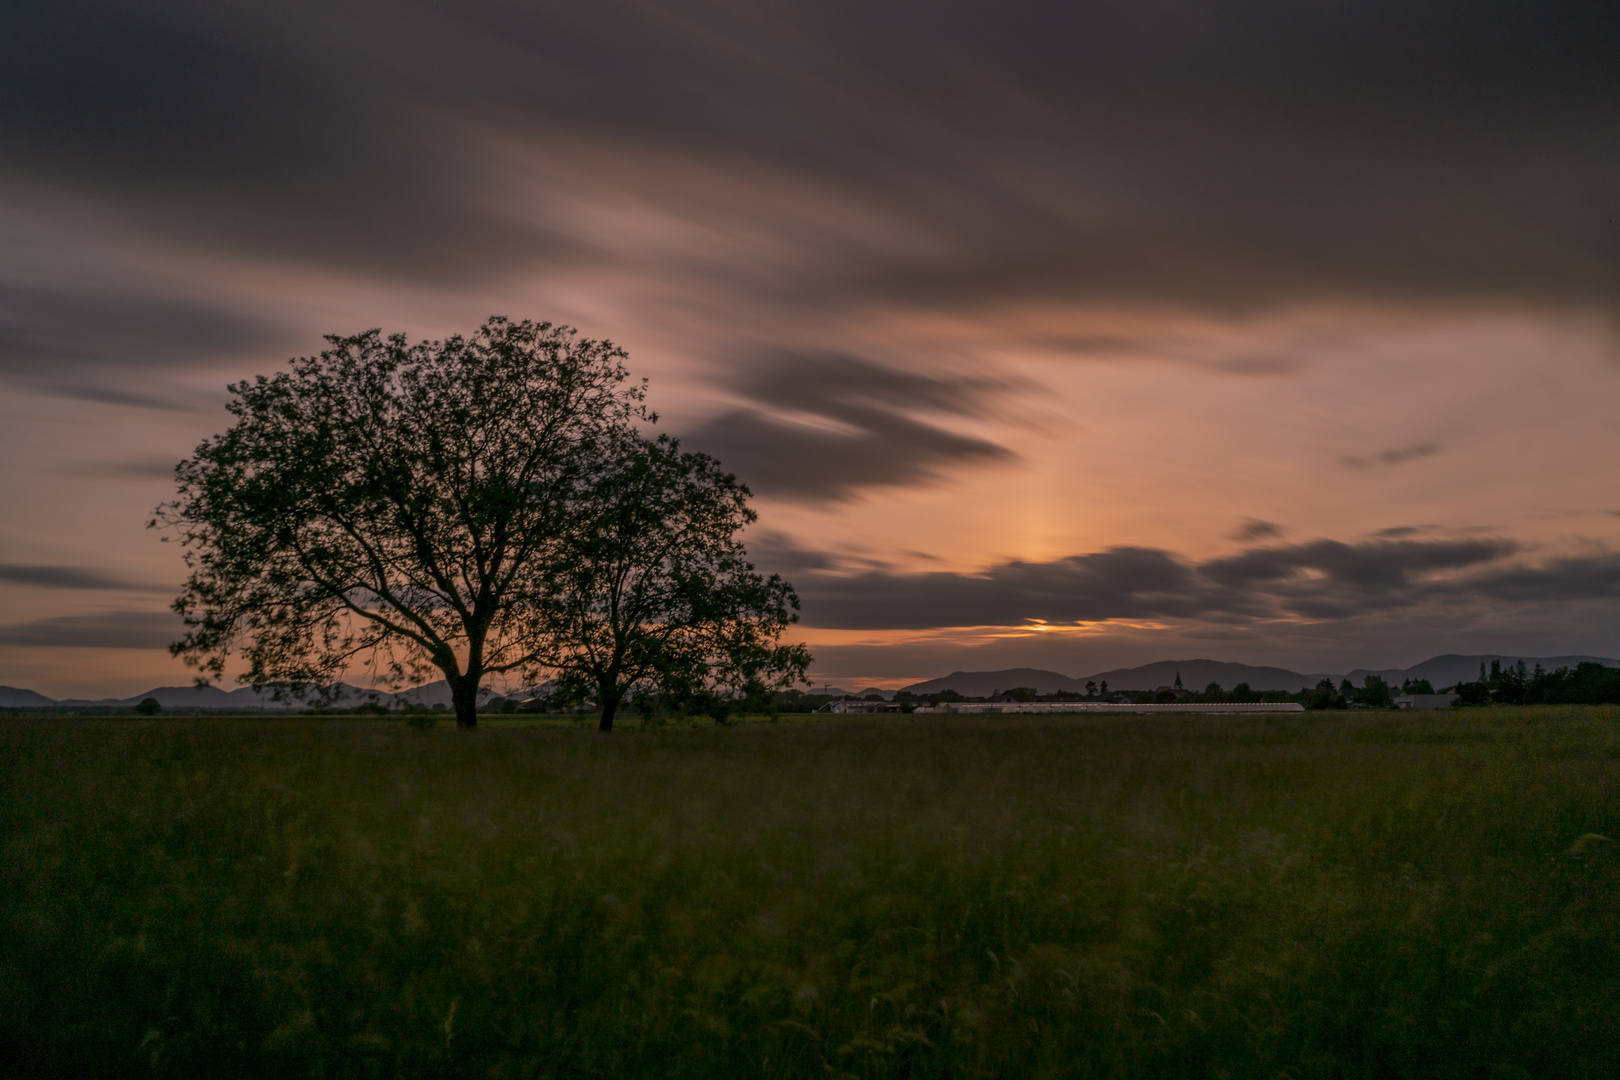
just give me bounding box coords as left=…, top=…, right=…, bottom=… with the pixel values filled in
left=156, top=317, right=646, bottom=728
left=540, top=434, right=811, bottom=732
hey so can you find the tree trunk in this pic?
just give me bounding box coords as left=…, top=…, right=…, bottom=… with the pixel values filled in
left=450, top=675, right=480, bottom=729
left=598, top=692, right=619, bottom=733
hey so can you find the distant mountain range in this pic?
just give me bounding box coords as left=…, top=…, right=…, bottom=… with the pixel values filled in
left=0, top=686, right=55, bottom=707
left=0, top=680, right=506, bottom=710
left=7, top=654, right=1617, bottom=709
left=898, top=662, right=1332, bottom=696
left=898, top=654, right=1619, bottom=697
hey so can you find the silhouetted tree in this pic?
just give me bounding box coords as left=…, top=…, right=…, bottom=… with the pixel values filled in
left=1400, top=678, right=1435, bottom=694
left=1524, top=661, right=1620, bottom=704
left=134, top=697, right=161, bottom=716
left=1357, top=674, right=1393, bottom=708
left=1229, top=681, right=1257, bottom=703
left=157, top=318, right=647, bottom=728
left=1306, top=678, right=1347, bottom=710
left=537, top=435, right=810, bottom=732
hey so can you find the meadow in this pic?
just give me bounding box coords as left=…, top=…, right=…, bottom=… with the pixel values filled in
left=2, top=707, right=1617, bottom=1079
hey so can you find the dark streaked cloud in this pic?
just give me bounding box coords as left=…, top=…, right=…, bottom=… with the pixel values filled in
left=1340, top=443, right=1442, bottom=469
left=0, top=564, right=171, bottom=591
left=3, top=1, right=1616, bottom=309
left=0, top=2, right=556, bottom=283
left=746, top=532, right=837, bottom=575
left=0, top=610, right=179, bottom=648
left=686, top=354, right=1021, bottom=499
left=0, top=283, right=280, bottom=391
left=1231, top=519, right=1282, bottom=542
left=66, top=456, right=184, bottom=480
left=1465, top=553, right=1620, bottom=605
left=781, top=535, right=1553, bottom=630
left=1198, top=538, right=1513, bottom=589
left=789, top=547, right=1251, bottom=630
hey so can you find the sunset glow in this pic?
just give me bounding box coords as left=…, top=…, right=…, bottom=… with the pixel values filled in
left=4, top=2, right=1618, bottom=697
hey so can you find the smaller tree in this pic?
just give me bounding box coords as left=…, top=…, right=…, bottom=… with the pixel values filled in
left=539, top=435, right=810, bottom=732
left=134, top=697, right=161, bottom=716
left=1305, top=678, right=1346, bottom=710
left=1358, top=674, right=1393, bottom=708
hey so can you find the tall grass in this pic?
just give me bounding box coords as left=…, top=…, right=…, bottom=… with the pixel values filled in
left=3, top=707, right=1617, bottom=1078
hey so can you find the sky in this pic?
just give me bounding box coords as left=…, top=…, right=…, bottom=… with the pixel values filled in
left=3, top=1, right=1620, bottom=698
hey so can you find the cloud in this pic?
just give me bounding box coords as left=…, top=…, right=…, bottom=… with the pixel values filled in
left=67, top=456, right=183, bottom=480
left=788, top=534, right=1542, bottom=630
left=0, top=564, right=171, bottom=591
left=684, top=353, right=1022, bottom=499
left=0, top=3, right=554, bottom=284
left=0, top=610, right=180, bottom=648
left=1465, top=553, right=1620, bottom=604
left=0, top=283, right=279, bottom=388
left=1231, top=519, right=1282, bottom=542
left=746, top=531, right=836, bottom=574
left=1197, top=538, right=1514, bottom=590
left=796, top=547, right=1251, bottom=630
left=3, top=1, right=1615, bottom=312
left=1341, top=443, right=1441, bottom=469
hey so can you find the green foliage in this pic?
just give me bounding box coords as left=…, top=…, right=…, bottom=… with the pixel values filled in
left=1527, top=661, right=1620, bottom=703
left=1452, top=661, right=1620, bottom=706
left=3, top=710, right=1618, bottom=1077
left=1356, top=674, right=1394, bottom=708
left=1304, top=678, right=1348, bottom=710
left=134, top=697, right=161, bottom=716
left=537, top=435, right=809, bottom=732
left=1401, top=677, right=1435, bottom=695
left=154, top=317, right=649, bottom=728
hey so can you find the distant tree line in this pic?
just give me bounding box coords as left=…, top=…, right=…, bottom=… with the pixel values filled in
left=1446, top=660, right=1620, bottom=706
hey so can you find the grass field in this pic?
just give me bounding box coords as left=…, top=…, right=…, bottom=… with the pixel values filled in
left=3, top=707, right=1617, bottom=1078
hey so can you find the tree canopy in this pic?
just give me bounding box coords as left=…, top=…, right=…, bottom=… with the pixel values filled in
left=538, top=435, right=810, bottom=732
left=157, top=317, right=654, bottom=727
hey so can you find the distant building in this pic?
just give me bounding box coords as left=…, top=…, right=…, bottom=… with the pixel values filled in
left=822, top=699, right=906, bottom=714
left=915, top=701, right=1302, bottom=715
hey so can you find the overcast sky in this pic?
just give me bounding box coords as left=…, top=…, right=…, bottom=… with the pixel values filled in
left=4, top=1, right=1619, bottom=696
